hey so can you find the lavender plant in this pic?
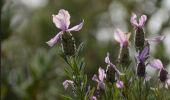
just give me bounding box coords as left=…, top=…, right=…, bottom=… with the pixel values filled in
left=46, top=10, right=170, bottom=100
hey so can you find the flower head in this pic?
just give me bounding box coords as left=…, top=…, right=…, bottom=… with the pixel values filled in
left=131, top=13, right=147, bottom=28
left=114, top=29, right=131, bottom=47
left=46, top=9, right=84, bottom=47
left=92, top=67, right=106, bottom=90
left=150, top=59, right=170, bottom=82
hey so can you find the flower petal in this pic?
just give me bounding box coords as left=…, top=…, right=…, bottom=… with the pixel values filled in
left=116, top=80, right=124, bottom=89
left=139, top=15, right=147, bottom=27
left=98, top=82, right=105, bottom=90
left=114, top=29, right=126, bottom=46
left=145, top=35, right=165, bottom=43
left=63, top=80, right=74, bottom=90
left=130, top=13, right=139, bottom=27
left=105, top=53, right=110, bottom=64
left=98, top=67, right=106, bottom=82
left=67, top=20, right=84, bottom=32
left=46, top=31, right=63, bottom=47
left=138, top=46, right=149, bottom=61
left=53, top=9, right=70, bottom=30
left=92, top=74, right=99, bottom=82
left=150, top=59, right=163, bottom=69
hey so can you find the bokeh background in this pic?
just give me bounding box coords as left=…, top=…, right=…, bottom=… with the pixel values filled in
left=1, top=0, right=170, bottom=100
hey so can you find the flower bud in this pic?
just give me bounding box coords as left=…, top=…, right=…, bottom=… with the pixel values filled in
left=106, top=65, right=116, bottom=83
left=159, top=69, right=168, bottom=82
left=117, top=46, right=130, bottom=67
left=137, top=62, right=145, bottom=77
left=135, top=28, right=145, bottom=51
left=61, top=32, right=76, bottom=56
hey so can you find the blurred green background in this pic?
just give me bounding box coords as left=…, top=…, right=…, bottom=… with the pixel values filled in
left=1, top=0, right=170, bottom=99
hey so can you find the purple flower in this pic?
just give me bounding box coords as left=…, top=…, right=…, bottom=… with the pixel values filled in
left=150, top=59, right=170, bottom=82
left=63, top=80, right=74, bottom=90
left=145, top=35, right=165, bottom=43
left=92, top=67, right=106, bottom=90
left=46, top=9, right=84, bottom=47
left=90, top=96, right=97, bottom=100
left=130, top=13, right=147, bottom=28
left=114, top=29, right=131, bottom=47
left=116, top=80, right=124, bottom=89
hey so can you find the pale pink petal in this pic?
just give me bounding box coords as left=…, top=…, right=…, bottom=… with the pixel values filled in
left=46, top=31, right=63, bottom=47
left=165, top=79, right=170, bottom=89
left=130, top=13, right=139, bottom=27
left=67, top=20, right=84, bottom=32
left=63, top=80, right=74, bottom=90
left=92, top=74, right=99, bottom=82
left=105, top=53, right=110, bottom=64
left=114, top=29, right=126, bottom=46
left=116, top=80, right=124, bottom=89
left=139, top=15, right=147, bottom=27
left=98, top=82, right=105, bottom=90
left=145, top=36, right=165, bottom=43
left=53, top=9, right=70, bottom=30
left=167, top=79, right=170, bottom=84
left=98, top=67, right=106, bottom=82
left=150, top=59, right=163, bottom=70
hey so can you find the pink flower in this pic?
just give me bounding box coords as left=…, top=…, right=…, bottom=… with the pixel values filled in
left=116, top=80, right=124, bottom=89
left=114, top=28, right=131, bottom=47
left=46, top=9, right=84, bottom=47
left=130, top=13, right=147, bottom=28
left=150, top=59, right=170, bottom=83
left=92, top=67, right=106, bottom=90
left=63, top=80, right=74, bottom=90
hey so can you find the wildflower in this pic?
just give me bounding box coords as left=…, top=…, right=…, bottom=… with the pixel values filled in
left=46, top=9, right=84, bottom=55
left=131, top=13, right=147, bottom=51
left=114, top=29, right=131, bottom=66
left=136, top=46, right=149, bottom=77
left=63, top=80, right=74, bottom=90
left=105, top=53, right=124, bottom=83
left=92, top=67, right=106, bottom=90
left=150, top=59, right=169, bottom=83
left=116, top=80, right=124, bottom=89
left=105, top=53, right=124, bottom=76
